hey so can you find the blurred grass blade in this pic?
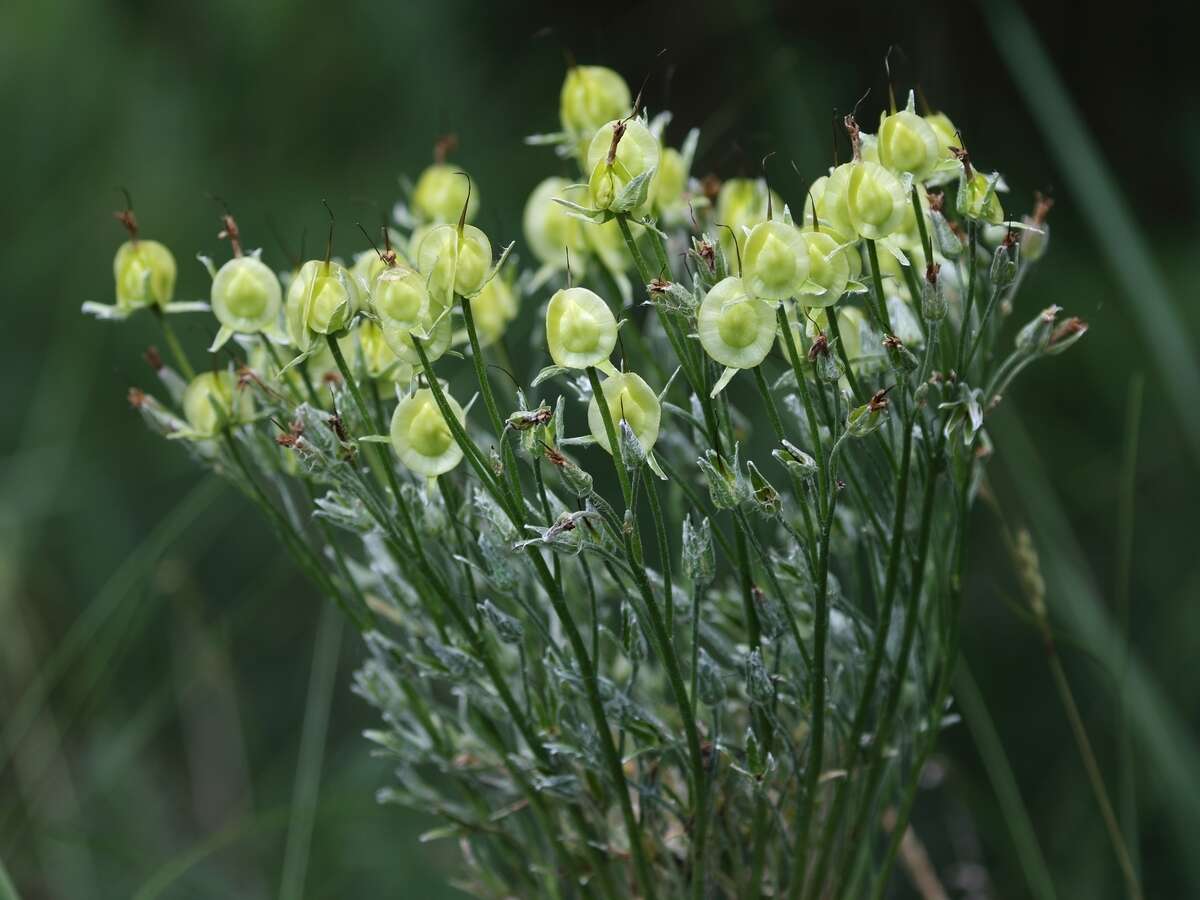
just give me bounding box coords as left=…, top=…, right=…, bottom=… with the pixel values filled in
left=278, top=602, right=343, bottom=900
left=978, top=0, right=1200, bottom=466
left=0, top=854, right=20, bottom=900
left=0, top=477, right=224, bottom=776
left=1116, top=374, right=1144, bottom=881
left=995, top=411, right=1200, bottom=888
left=956, top=660, right=1057, bottom=900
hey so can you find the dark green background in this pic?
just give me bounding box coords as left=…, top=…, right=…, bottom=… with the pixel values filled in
left=3, top=1, right=1198, bottom=897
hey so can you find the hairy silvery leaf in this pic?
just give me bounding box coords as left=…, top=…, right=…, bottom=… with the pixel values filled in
left=478, top=599, right=524, bottom=644
left=745, top=649, right=774, bottom=703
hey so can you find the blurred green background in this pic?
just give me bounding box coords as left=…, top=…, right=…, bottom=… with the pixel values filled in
left=3, top=0, right=1198, bottom=897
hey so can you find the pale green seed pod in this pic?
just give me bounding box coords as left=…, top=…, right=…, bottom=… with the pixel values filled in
left=958, top=170, right=1005, bottom=224
left=114, top=239, right=177, bottom=313
left=698, top=276, right=777, bottom=369
left=716, top=177, right=783, bottom=261
left=346, top=320, right=414, bottom=384
left=181, top=370, right=253, bottom=437
left=802, top=168, right=856, bottom=246
left=467, top=276, right=518, bottom=348
left=371, top=265, right=430, bottom=333
left=546, top=286, right=617, bottom=369
left=211, top=256, right=281, bottom=335
left=381, top=298, right=453, bottom=366
left=586, top=217, right=633, bottom=274
left=878, top=103, right=940, bottom=180
left=847, top=162, right=907, bottom=240
left=652, top=146, right=688, bottom=217
left=285, top=260, right=361, bottom=346
left=588, top=371, right=660, bottom=456
left=742, top=221, right=810, bottom=300
left=797, top=231, right=850, bottom=307
left=417, top=223, right=493, bottom=299
left=523, top=176, right=590, bottom=270
left=560, top=66, right=632, bottom=157
left=412, top=164, right=478, bottom=225
left=585, top=119, right=660, bottom=211
left=807, top=305, right=869, bottom=362
left=390, top=388, right=465, bottom=477
left=925, top=112, right=959, bottom=163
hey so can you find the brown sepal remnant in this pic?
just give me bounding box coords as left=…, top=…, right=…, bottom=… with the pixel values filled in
left=433, top=133, right=459, bottom=165
left=807, top=332, right=829, bottom=363
left=128, top=387, right=147, bottom=408
left=144, top=346, right=163, bottom=371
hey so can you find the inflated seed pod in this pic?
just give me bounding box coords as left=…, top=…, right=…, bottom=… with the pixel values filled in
left=878, top=94, right=941, bottom=180
left=380, top=299, right=453, bottom=365
left=586, top=217, right=633, bottom=275
left=284, top=260, right=361, bottom=347
left=417, top=223, right=493, bottom=299
left=698, top=276, right=777, bottom=372
left=802, top=167, right=856, bottom=245
left=742, top=221, right=810, bottom=300
left=371, top=265, right=430, bottom=333
left=797, top=230, right=851, bottom=307
left=716, top=177, right=783, bottom=261
left=587, top=371, right=661, bottom=455
left=957, top=170, right=1005, bottom=224
left=652, top=146, right=688, bottom=219
left=210, top=256, right=282, bottom=348
left=181, top=370, right=253, bottom=437
left=585, top=118, right=660, bottom=211
left=412, top=164, right=479, bottom=225
left=807, top=305, right=869, bottom=362
left=390, top=388, right=465, bottom=477
left=847, top=161, right=908, bottom=240
left=347, top=320, right=414, bottom=383
left=114, top=239, right=177, bottom=313
left=924, top=111, right=959, bottom=166
left=467, top=276, right=518, bottom=348
left=523, top=176, right=590, bottom=271
left=546, top=287, right=618, bottom=369
left=560, top=65, right=632, bottom=157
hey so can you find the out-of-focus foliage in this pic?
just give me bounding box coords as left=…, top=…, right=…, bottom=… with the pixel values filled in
left=2, top=1, right=1199, bottom=898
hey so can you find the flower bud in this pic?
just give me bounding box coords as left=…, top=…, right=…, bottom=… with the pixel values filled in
left=697, top=448, right=740, bottom=509
left=921, top=264, right=948, bottom=321
left=550, top=448, right=595, bottom=498
left=285, top=260, right=360, bottom=346
left=697, top=649, right=725, bottom=706
left=546, top=287, right=618, bottom=369
left=1015, top=304, right=1061, bottom=355
left=846, top=389, right=891, bottom=438
left=559, top=66, right=632, bottom=157
left=390, top=388, right=466, bottom=477
left=746, top=461, right=781, bottom=517
left=882, top=334, right=919, bottom=373
left=1045, top=316, right=1087, bottom=356
left=990, top=238, right=1019, bottom=287
left=114, top=239, right=177, bottom=313
left=745, top=649, right=774, bottom=703
left=742, top=221, right=810, bottom=300
left=681, top=514, right=716, bottom=586
left=957, top=169, right=1005, bottom=224
left=412, top=164, right=479, bottom=225
left=847, top=161, right=907, bottom=240
left=523, top=176, right=590, bottom=271
left=587, top=371, right=661, bottom=456
left=698, top=277, right=777, bottom=371
left=182, top=370, right=253, bottom=437
left=585, top=118, right=660, bottom=212
left=773, top=440, right=818, bottom=481
left=753, top=586, right=787, bottom=640
left=211, top=255, right=281, bottom=339
left=878, top=94, right=940, bottom=180
left=417, top=223, right=493, bottom=299
left=478, top=599, right=524, bottom=644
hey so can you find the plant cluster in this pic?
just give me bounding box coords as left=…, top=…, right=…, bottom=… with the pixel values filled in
left=88, top=61, right=1083, bottom=899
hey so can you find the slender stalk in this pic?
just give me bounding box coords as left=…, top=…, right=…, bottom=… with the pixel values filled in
left=153, top=308, right=195, bottom=380
left=585, top=365, right=634, bottom=506
left=956, top=220, right=979, bottom=375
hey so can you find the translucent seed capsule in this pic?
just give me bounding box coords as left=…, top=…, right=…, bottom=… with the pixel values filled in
left=698, top=276, right=777, bottom=370
left=371, top=265, right=430, bottom=333
left=380, top=299, right=453, bottom=366
left=390, top=388, right=465, bottom=477
left=546, top=287, right=618, bottom=369
left=587, top=371, right=661, bottom=456
left=652, top=146, right=688, bottom=220
left=878, top=94, right=941, bottom=180
left=114, top=239, right=177, bottom=313
left=467, top=276, right=519, bottom=348
left=417, top=223, right=493, bottom=299
left=716, top=177, right=782, bottom=261
left=211, top=256, right=281, bottom=336
left=412, top=164, right=478, bottom=225
left=797, top=230, right=851, bottom=307
left=181, top=370, right=253, bottom=437
left=585, top=118, right=660, bottom=212
left=347, top=320, right=414, bottom=384
left=560, top=65, right=632, bottom=158
left=803, top=167, right=856, bottom=245
left=958, top=170, right=1005, bottom=224
left=285, top=260, right=361, bottom=346
left=523, top=176, right=590, bottom=270
left=741, top=222, right=810, bottom=300
left=847, top=161, right=908, bottom=240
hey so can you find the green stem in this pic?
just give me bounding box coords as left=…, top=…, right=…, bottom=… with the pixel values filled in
left=154, top=308, right=195, bottom=380
left=586, top=365, right=634, bottom=507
